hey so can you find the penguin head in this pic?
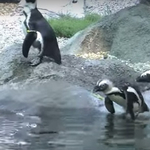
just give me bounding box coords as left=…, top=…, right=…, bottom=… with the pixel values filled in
left=25, top=0, right=36, bottom=3
left=24, top=0, right=37, bottom=12
left=136, top=70, right=150, bottom=82
left=93, top=79, right=113, bottom=93
left=72, top=0, right=78, bottom=3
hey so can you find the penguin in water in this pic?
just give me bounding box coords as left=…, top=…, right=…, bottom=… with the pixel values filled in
left=93, top=79, right=126, bottom=114
left=22, top=0, right=61, bottom=66
left=136, top=70, right=150, bottom=82
left=122, top=83, right=149, bottom=120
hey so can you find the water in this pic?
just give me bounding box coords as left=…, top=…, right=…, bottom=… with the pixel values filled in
left=0, top=81, right=150, bottom=150
left=0, top=107, right=150, bottom=150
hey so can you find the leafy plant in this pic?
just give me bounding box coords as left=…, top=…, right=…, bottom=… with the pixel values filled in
left=48, top=13, right=101, bottom=38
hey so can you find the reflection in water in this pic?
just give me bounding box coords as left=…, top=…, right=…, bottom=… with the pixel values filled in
left=0, top=106, right=150, bottom=150
left=101, top=114, right=150, bottom=149
left=27, top=107, right=101, bottom=150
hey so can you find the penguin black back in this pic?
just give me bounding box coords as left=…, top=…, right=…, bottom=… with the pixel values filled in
left=31, top=8, right=61, bottom=61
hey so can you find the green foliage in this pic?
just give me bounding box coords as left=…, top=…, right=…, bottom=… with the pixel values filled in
left=48, top=13, right=101, bottom=38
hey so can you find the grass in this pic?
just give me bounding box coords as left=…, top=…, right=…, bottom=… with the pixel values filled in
left=48, top=13, right=101, bottom=38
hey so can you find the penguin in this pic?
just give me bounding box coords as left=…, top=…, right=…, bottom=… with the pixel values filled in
left=93, top=79, right=126, bottom=114
left=136, top=70, right=150, bottom=82
left=122, top=83, right=149, bottom=120
left=22, top=0, right=61, bottom=66
left=72, top=0, right=78, bottom=3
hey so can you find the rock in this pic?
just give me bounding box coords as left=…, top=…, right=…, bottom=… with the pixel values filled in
left=61, top=24, right=104, bottom=55
left=0, top=44, right=149, bottom=93
left=62, top=4, right=150, bottom=63
left=0, top=80, right=101, bottom=110
left=140, top=0, right=150, bottom=5
left=1, top=2, right=150, bottom=97
left=84, top=0, right=140, bottom=16
left=109, top=4, right=150, bottom=63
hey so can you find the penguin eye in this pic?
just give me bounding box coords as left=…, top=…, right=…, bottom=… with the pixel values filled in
left=100, top=83, right=108, bottom=90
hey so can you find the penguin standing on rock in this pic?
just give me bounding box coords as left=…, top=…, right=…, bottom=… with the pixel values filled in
left=136, top=70, right=150, bottom=82
left=93, top=79, right=127, bottom=114
left=122, top=83, right=149, bottom=120
left=22, top=0, right=61, bottom=66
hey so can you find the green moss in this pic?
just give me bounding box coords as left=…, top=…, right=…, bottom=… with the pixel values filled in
left=92, top=93, right=104, bottom=101
left=48, top=13, right=101, bottom=38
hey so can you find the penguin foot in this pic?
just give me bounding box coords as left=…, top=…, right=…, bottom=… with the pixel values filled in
left=121, top=112, right=128, bottom=119
left=135, top=112, right=140, bottom=119
left=30, top=57, right=42, bottom=66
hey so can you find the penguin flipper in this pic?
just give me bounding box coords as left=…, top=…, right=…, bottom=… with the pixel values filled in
left=142, top=102, right=149, bottom=112
left=22, top=32, right=37, bottom=58
left=129, top=110, right=135, bottom=120
left=105, top=97, right=115, bottom=114
left=126, top=104, right=135, bottom=120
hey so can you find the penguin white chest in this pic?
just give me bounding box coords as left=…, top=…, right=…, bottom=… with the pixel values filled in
left=108, top=95, right=126, bottom=108
left=133, top=103, right=140, bottom=113
left=22, top=20, right=27, bottom=35
left=26, top=13, right=31, bottom=29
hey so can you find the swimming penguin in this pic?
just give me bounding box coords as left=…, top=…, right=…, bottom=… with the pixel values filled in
left=122, top=83, right=149, bottom=120
left=22, top=0, right=61, bottom=66
left=136, top=70, right=150, bottom=82
left=93, top=79, right=126, bottom=114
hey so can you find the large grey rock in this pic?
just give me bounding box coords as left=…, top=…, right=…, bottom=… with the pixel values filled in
left=62, top=4, right=150, bottom=63
left=109, top=4, right=150, bottom=63
left=0, top=80, right=100, bottom=110
left=140, top=0, right=150, bottom=5
left=1, top=44, right=150, bottom=92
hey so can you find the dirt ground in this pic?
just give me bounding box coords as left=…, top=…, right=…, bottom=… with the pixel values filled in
left=0, top=3, right=18, bottom=15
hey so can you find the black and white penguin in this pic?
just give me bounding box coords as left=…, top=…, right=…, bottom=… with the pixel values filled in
left=22, top=0, right=61, bottom=66
left=136, top=70, right=150, bottom=82
left=122, top=83, right=149, bottom=120
left=72, top=0, right=78, bottom=3
left=93, top=79, right=126, bottom=114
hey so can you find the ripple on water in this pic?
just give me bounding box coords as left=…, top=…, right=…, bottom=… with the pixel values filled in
left=48, top=139, right=83, bottom=147
left=97, top=113, right=150, bottom=149
left=0, top=108, right=41, bottom=149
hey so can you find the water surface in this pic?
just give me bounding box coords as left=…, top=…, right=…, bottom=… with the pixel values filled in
left=0, top=81, right=150, bottom=150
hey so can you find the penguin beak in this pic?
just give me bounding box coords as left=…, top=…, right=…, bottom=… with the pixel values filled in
left=93, top=86, right=100, bottom=93
left=93, top=84, right=108, bottom=93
